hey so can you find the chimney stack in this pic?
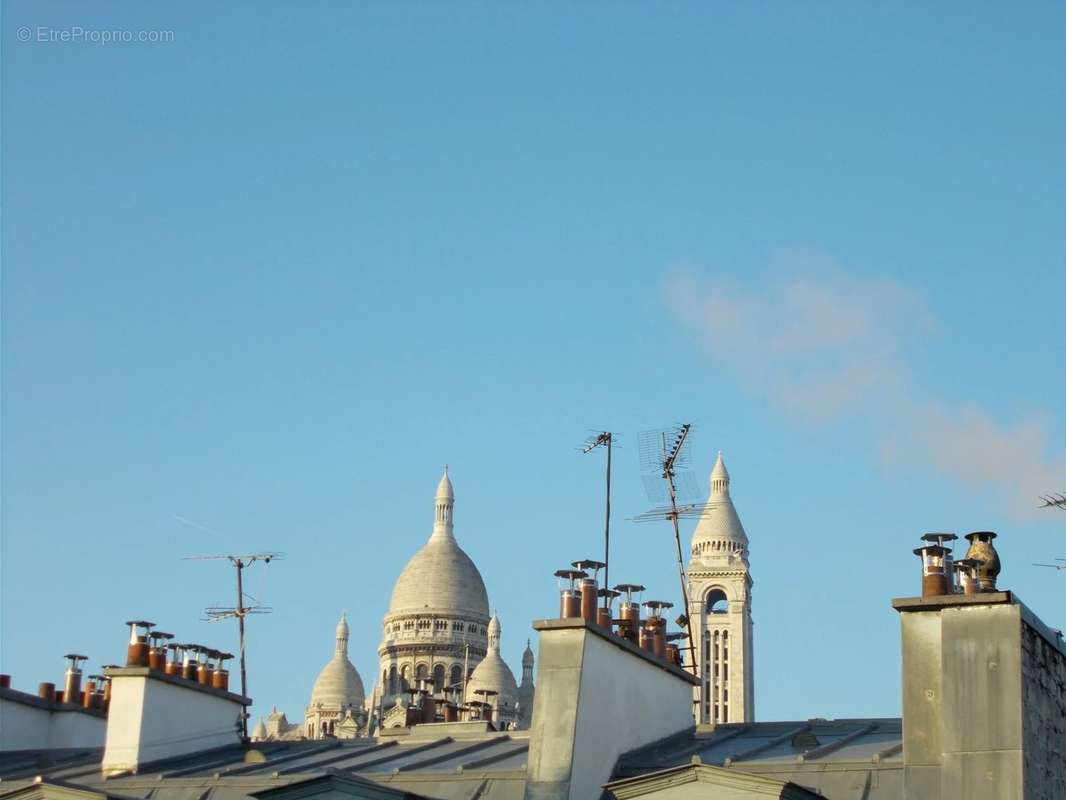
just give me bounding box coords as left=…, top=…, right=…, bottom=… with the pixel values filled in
left=913, top=544, right=950, bottom=597
left=554, top=569, right=587, bottom=619
left=197, top=648, right=215, bottom=686
left=614, top=584, right=645, bottom=644
left=165, top=643, right=183, bottom=676
left=572, top=560, right=606, bottom=623
left=102, top=622, right=250, bottom=775
left=596, top=588, right=620, bottom=630
left=100, top=666, right=118, bottom=711
left=181, top=645, right=198, bottom=680
left=952, top=558, right=980, bottom=595
left=921, top=533, right=958, bottom=592
left=86, top=674, right=106, bottom=710
left=213, top=652, right=233, bottom=691
left=125, top=621, right=154, bottom=667
left=148, top=632, right=173, bottom=671
left=642, top=601, right=672, bottom=659
left=963, top=531, right=1001, bottom=591
left=525, top=600, right=700, bottom=800
left=62, top=654, right=88, bottom=705
left=442, top=685, right=459, bottom=722
left=665, top=632, right=686, bottom=667
left=473, top=689, right=497, bottom=723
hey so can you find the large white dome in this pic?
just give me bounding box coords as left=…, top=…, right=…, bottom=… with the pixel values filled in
left=388, top=535, right=490, bottom=617
left=387, top=470, right=490, bottom=618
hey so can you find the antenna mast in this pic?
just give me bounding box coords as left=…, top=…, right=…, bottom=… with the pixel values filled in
left=1034, top=558, right=1066, bottom=570
left=1039, top=492, right=1066, bottom=511
left=184, top=551, right=283, bottom=738
left=583, top=432, right=615, bottom=606
left=635, top=424, right=701, bottom=677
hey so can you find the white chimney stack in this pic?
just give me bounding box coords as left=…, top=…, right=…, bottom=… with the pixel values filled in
left=102, top=624, right=250, bottom=776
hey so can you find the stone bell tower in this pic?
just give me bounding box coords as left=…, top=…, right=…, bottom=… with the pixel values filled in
left=687, top=452, right=754, bottom=725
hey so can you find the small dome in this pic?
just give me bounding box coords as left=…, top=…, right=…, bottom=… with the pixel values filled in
left=466, top=651, right=519, bottom=709
left=522, top=640, right=534, bottom=668
left=466, top=614, right=518, bottom=711
left=310, top=615, right=366, bottom=709
left=251, top=717, right=267, bottom=740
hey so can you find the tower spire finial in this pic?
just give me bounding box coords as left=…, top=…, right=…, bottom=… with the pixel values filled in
left=432, top=467, right=455, bottom=539
left=710, top=451, right=730, bottom=497
left=335, top=614, right=350, bottom=655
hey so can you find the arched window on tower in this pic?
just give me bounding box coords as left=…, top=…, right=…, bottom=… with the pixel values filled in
left=433, top=663, right=446, bottom=689
left=707, top=589, right=729, bottom=614
left=450, top=664, right=462, bottom=688
left=400, top=664, right=410, bottom=693
left=388, top=665, right=397, bottom=696
left=415, top=663, right=428, bottom=683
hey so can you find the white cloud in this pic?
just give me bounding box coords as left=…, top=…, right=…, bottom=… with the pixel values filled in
left=666, top=253, right=1065, bottom=517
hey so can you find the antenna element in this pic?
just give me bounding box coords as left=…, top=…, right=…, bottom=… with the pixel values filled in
left=583, top=432, right=615, bottom=608
left=636, top=424, right=700, bottom=679
left=183, top=551, right=283, bottom=738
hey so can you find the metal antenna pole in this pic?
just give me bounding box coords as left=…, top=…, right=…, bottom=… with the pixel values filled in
left=660, top=425, right=698, bottom=674
left=463, top=645, right=470, bottom=711
left=583, top=432, right=615, bottom=608
left=235, top=558, right=248, bottom=721
left=184, top=551, right=283, bottom=740
left=605, top=434, right=612, bottom=602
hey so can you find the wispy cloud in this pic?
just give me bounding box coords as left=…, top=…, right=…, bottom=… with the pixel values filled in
left=665, top=251, right=1065, bottom=516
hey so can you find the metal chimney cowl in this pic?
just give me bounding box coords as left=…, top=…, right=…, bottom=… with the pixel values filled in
left=963, top=531, right=1001, bottom=591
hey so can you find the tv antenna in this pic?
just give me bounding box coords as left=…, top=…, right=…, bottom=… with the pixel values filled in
left=1034, top=558, right=1066, bottom=570
left=183, top=551, right=283, bottom=738
left=1039, top=492, right=1066, bottom=511
left=634, top=424, right=702, bottom=676
left=582, top=431, right=615, bottom=607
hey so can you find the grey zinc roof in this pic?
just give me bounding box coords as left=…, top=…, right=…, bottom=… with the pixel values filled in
left=0, top=734, right=529, bottom=800
left=0, top=720, right=897, bottom=800
left=614, top=718, right=903, bottom=800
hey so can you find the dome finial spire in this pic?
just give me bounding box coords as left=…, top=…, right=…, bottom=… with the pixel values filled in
left=432, top=467, right=455, bottom=539
left=710, top=451, right=730, bottom=497
left=335, top=614, right=350, bottom=654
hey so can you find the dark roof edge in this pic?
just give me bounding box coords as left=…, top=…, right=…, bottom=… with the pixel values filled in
left=0, top=688, right=106, bottom=719
left=892, top=591, right=1065, bottom=656
left=104, top=667, right=251, bottom=706
left=532, top=619, right=700, bottom=685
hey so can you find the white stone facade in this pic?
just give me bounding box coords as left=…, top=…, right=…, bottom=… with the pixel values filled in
left=465, top=614, right=520, bottom=726
left=376, top=470, right=491, bottom=707
left=687, top=453, right=755, bottom=725
left=304, top=615, right=366, bottom=738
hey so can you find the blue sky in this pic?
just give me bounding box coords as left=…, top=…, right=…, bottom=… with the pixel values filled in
left=2, top=2, right=1064, bottom=726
